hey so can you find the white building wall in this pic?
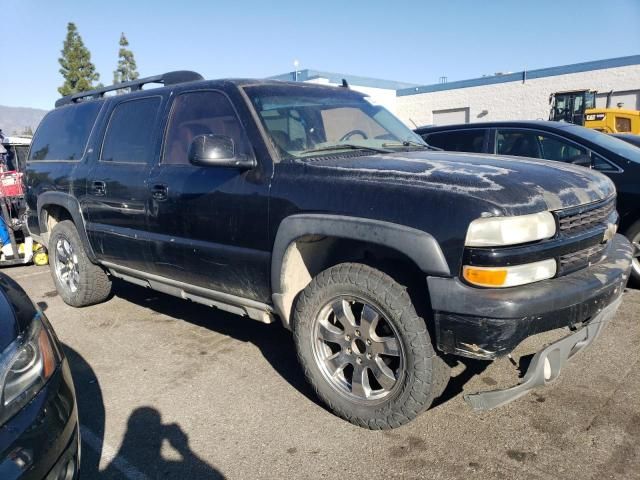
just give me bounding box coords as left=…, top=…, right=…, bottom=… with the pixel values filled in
left=304, top=77, right=398, bottom=113
left=396, top=64, right=640, bottom=127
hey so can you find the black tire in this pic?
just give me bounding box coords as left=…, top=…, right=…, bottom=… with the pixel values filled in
left=626, top=219, right=640, bottom=284
left=293, top=263, right=449, bottom=429
left=49, top=220, right=112, bottom=307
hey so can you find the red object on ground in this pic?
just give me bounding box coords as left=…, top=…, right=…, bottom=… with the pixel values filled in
left=0, top=171, right=24, bottom=198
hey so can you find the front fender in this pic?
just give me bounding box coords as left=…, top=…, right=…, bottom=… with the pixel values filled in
left=271, top=214, right=450, bottom=326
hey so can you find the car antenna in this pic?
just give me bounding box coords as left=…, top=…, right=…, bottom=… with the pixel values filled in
left=341, top=78, right=349, bottom=89
left=409, top=118, right=418, bottom=128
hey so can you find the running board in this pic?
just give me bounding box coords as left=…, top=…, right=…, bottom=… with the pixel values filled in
left=103, top=262, right=275, bottom=324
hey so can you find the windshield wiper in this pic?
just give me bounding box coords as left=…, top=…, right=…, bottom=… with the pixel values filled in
left=301, top=143, right=393, bottom=155
left=382, top=140, right=441, bottom=151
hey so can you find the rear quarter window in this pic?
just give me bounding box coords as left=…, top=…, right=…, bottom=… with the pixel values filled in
left=423, top=130, right=486, bottom=153
left=29, top=102, right=102, bottom=161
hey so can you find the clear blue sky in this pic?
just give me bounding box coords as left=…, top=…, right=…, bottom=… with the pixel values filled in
left=2, top=0, right=639, bottom=110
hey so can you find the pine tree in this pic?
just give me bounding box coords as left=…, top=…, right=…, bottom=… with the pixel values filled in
left=58, top=22, right=100, bottom=96
left=113, top=33, right=139, bottom=86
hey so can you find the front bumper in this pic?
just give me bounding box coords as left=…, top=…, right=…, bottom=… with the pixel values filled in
left=0, top=358, right=79, bottom=480
left=427, top=234, right=634, bottom=360
left=464, top=295, right=622, bottom=410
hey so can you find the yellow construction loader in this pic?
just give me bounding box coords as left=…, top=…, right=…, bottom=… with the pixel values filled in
left=549, top=90, right=640, bottom=134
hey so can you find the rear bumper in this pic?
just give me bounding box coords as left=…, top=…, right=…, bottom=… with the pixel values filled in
left=428, top=234, right=634, bottom=359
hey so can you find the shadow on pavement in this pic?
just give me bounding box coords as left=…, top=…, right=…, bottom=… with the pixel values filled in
left=110, top=278, right=322, bottom=409
left=110, top=279, right=479, bottom=411
left=64, top=344, right=224, bottom=479
left=431, top=357, right=490, bottom=408
left=101, top=407, right=224, bottom=479
left=63, top=345, right=104, bottom=477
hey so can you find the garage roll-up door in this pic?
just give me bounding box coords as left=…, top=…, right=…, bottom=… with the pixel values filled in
left=432, top=107, right=470, bottom=125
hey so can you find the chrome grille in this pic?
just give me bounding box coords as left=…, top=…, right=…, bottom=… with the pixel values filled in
left=557, top=200, right=615, bottom=236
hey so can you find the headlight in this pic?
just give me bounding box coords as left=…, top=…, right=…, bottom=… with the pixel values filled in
left=463, top=259, right=557, bottom=288
left=465, top=211, right=556, bottom=247
left=0, top=315, right=59, bottom=425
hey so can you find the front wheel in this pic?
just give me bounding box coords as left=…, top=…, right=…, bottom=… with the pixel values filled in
left=626, top=219, right=640, bottom=283
left=293, top=263, right=449, bottom=429
left=49, top=220, right=112, bottom=307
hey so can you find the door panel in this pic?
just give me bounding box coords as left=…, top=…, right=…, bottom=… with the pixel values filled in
left=147, top=90, right=271, bottom=302
left=85, top=96, right=163, bottom=271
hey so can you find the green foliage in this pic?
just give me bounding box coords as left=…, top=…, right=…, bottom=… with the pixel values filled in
left=113, top=33, right=139, bottom=86
left=58, top=22, right=100, bottom=96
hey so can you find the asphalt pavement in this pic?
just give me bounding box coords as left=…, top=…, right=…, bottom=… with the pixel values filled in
left=5, top=265, right=640, bottom=480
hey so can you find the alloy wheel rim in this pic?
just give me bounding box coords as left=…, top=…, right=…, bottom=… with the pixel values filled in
left=632, top=232, right=640, bottom=277
left=54, top=237, right=80, bottom=293
left=312, top=296, right=405, bottom=404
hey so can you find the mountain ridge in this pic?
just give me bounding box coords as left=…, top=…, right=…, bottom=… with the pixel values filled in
left=0, top=105, right=48, bottom=136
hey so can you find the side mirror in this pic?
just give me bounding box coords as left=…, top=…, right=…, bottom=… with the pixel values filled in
left=570, top=154, right=593, bottom=168
left=188, top=134, right=255, bottom=169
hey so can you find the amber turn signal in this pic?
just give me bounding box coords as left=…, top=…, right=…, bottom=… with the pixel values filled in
left=463, top=267, right=508, bottom=287
left=463, top=259, right=557, bottom=288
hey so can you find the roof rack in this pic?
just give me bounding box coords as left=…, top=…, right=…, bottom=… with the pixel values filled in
left=54, top=70, right=204, bottom=108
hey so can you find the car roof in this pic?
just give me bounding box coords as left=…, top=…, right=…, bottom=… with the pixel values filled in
left=415, top=120, right=576, bottom=133
left=55, top=78, right=359, bottom=109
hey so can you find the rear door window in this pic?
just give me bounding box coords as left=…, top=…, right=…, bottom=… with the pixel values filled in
left=496, top=131, right=543, bottom=158
left=101, top=97, right=162, bottom=164
left=497, top=129, right=588, bottom=163
left=422, top=130, right=487, bottom=153
left=29, top=102, right=101, bottom=161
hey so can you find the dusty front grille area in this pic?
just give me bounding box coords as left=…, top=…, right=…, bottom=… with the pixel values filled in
left=557, top=199, right=616, bottom=236
left=558, top=242, right=608, bottom=275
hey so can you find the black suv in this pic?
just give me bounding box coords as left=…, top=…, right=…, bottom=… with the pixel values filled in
left=25, top=73, right=634, bottom=428
left=415, top=121, right=640, bottom=281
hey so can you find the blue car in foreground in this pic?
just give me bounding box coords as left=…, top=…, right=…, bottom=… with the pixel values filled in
left=0, top=273, right=79, bottom=479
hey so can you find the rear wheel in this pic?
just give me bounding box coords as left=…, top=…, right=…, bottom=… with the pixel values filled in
left=626, top=219, right=640, bottom=283
left=49, top=220, right=112, bottom=307
left=293, top=263, right=449, bottom=429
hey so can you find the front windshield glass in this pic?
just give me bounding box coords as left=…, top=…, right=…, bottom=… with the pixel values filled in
left=244, top=84, right=428, bottom=160
left=563, top=124, right=640, bottom=164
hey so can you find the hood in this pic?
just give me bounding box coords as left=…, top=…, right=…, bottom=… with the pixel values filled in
left=299, top=150, right=616, bottom=215
left=0, top=274, right=38, bottom=352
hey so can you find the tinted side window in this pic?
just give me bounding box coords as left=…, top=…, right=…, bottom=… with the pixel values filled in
left=538, top=135, right=587, bottom=162
left=497, top=130, right=588, bottom=163
left=591, top=153, right=619, bottom=172
left=496, top=131, right=542, bottom=158
left=163, top=91, right=250, bottom=165
left=101, top=97, right=161, bottom=164
left=29, top=102, right=101, bottom=161
left=423, top=130, right=486, bottom=153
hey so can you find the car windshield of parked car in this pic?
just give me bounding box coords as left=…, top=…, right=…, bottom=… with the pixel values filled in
left=562, top=124, right=640, bottom=164
left=244, top=84, right=428, bottom=160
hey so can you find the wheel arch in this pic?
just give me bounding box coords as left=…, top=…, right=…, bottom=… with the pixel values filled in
left=37, top=192, right=98, bottom=263
left=271, top=214, right=450, bottom=329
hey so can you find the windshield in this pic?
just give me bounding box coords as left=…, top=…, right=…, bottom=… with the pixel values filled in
left=243, top=84, right=428, bottom=160
left=562, top=124, right=640, bottom=164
